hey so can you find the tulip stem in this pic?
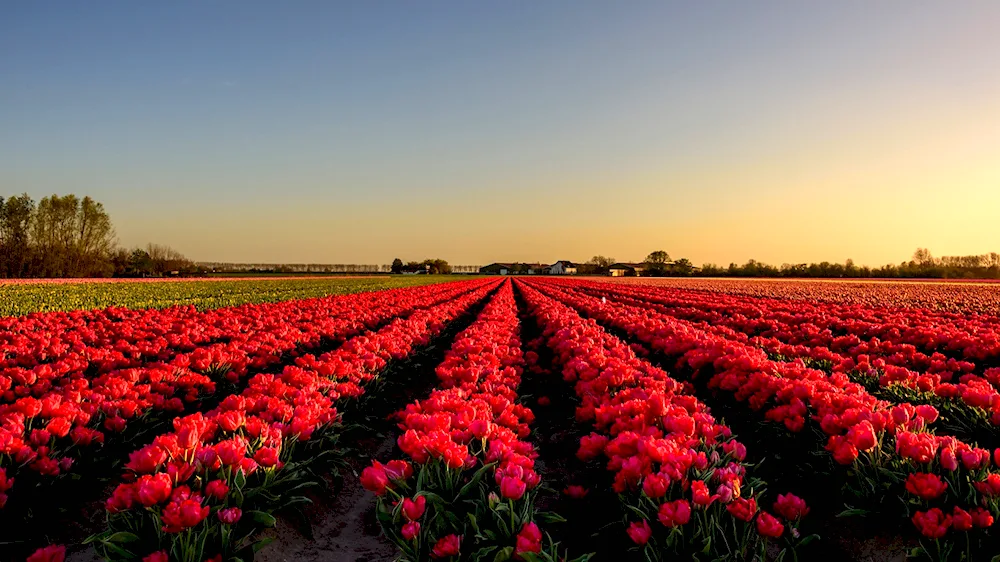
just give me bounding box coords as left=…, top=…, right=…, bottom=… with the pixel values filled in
left=509, top=499, right=515, bottom=533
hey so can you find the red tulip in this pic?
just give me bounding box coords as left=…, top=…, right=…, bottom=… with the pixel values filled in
left=27, top=545, right=66, bottom=562
left=469, top=420, right=491, bottom=439
left=692, top=480, right=719, bottom=507
left=562, top=485, right=589, bottom=499
left=360, top=464, right=389, bottom=496
left=402, top=496, right=426, bottom=521
left=726, top=498, right=758, bottom=522
left=826, top=436, right=859, bottom=465
left=431, top=534, right=461, bottom=558
left=642, top=473, right=669, bottom=499
left=254, top=447, right=280, bottom=468
left=912, top=508, right=951, bottom=539
left=952, top=507, right=973, bottom=532
left=384, top=460, right=413, bottom=481
left=895, top=432, right=937, bottom=464
left=176, top=424, right=201, bottom=450
left=106, top=483, right=138, bottom=513
left=626, top=520, right=652, bottom=545
left=46, top=417, right=72, bottom=439
left=970, top=507, right=994, bottom=528
left=217, top=410, right=245, bottom=432
left=217, top=507, right=242, bottom=525
left=914, top=405, right=939, bottom=424
left=401, top=521, right=420, bottom=541
left=657, top=499, right=691, bottom=527
left=204, top=480, right=229, bottom=501
left=941, top=447, right=959, bottom=471
left=0, top=468, right=13, bottom=493
left=756, top=512, right=784, bottom=538
left=960, top=448, right=989, bottom=470
left=137, top=473, right=173, bottom=507
left=846, top=421, right=877, bottom=452
left=214, top=439, right=245, bottom=467
left=238, top=457, right=258, bottom=475
left=974, top=474, right=1000, bottom=497
left=773, top=493, right=809, bottom=520
left=125, top=446, right=167, bottom=474
left=905, top=473, right=948, bottom=500
left=161, top=497, right=210, bottom=533
left=515, top=522, right=543, bottom=559
left=500, top=476, right=526, bottom=500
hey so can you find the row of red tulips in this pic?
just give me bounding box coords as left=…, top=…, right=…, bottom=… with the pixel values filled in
left=363, top=282, right=581, bottom=561
left=86, top=280, right=497, bottom=561
left=604, top=277, right=1000, bottom=316
left=572, top=279, right=1000, bottom=369
left=516, top=281, right=811, bottom=560
left=527, top=280, right=1000, bottom=560
left=563, top=281, right=1000, bottom=433
left=0, top=280, right=470, bottom=403
left=0, top=280, right=487, bottom=519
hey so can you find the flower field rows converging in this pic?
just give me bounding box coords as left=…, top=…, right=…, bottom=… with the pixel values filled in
left=606, top=277, right=1000, bottom=315
left=517, top=282, right=808, bottom=560
left=89, top=280, right=498, bottom=561
left=2, top=278, right=496, bottom=560
left=0, top=281, right=481, bottom=518
left=10, top=276, right=1000, bottom=561
left=562, top=281, right=1000, bottom=442
left=361, top=282, right=582, bottom=562
left=523, top=278, right=1000, bottom=561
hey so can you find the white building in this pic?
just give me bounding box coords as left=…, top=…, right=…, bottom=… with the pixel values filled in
left=549, top=260, right=578, bottom=275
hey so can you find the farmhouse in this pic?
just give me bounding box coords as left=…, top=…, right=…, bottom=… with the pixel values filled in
left=608, top=262, right=648, bottom=277
left=479, top=263, right=515, bottom=275
left=549, top=260, right=577, bottom=275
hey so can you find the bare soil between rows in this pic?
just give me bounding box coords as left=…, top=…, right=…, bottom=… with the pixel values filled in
left=254, top=437, right=397, bottom=562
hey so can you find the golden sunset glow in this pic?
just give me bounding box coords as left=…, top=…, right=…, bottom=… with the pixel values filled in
left=3, top=2, right=998, bottom=266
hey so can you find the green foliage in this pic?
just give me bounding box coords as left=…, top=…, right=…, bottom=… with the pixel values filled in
left=374, top=457, right=586, bottom=562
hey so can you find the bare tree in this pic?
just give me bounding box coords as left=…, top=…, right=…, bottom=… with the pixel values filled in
left=146, top=243, right=192, bottom=275
left=0, top=194, right=35, bottom=277
left=913, top=248, right=935, bottom=266
left=587, top=255, right=616, bottom=268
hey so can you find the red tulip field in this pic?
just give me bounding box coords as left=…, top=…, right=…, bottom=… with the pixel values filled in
left=4, top=277, right=1000, bottom=562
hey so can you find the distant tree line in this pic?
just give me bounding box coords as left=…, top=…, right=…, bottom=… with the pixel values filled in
left=390, top=258, right=452, bottom=274
left=575, top=248, right=1000, bottom=279
left=578, top=255, right=616, bottom=275
left=0, top=193, right=196, bottom=278
left=699, top=249, right=1000, bottom=279
left=577, top=252, right=697, bottom=276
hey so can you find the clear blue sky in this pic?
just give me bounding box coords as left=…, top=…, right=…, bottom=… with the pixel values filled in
left=3, top=1, right=998, bottom=265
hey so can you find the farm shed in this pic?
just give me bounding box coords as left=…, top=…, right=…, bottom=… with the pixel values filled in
left=608, top=262, right=647, bottom=277
left=479, top=263, right=514, bottom=275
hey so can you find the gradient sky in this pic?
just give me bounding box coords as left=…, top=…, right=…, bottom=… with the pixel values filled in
left=2, top=2, right=998, bottom=266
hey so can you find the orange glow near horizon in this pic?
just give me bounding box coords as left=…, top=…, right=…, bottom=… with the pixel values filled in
left=3, top=3, right=999, bottom=266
